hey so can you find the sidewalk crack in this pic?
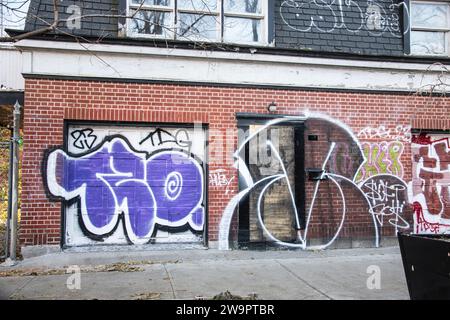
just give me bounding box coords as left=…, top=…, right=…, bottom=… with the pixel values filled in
left=163, top=264, right=177, bottom=299
left=9, top=276, right=36, bottom=300
left=275, top=260, right=333, bottom=300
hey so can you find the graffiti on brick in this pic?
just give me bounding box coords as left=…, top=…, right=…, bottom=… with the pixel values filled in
left=410, top=133, right=450, bottom=234
left=209, top=169, right=235, bottom=195
left=44, top=136, right=205, bottom=244
left=328, top=142, right=361, bottom=178
left=355, top=141, right=404, bottom=182
left=219, top=112, right=409, bottom=250
left=279, top=0, right=410, bottom=37
left=357, top=125, right=411, bottom=142
left=360, top=174, right=409, bottom=234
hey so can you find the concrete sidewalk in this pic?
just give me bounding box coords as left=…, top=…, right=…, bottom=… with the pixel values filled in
left=0, top=246, right=410, bottom=300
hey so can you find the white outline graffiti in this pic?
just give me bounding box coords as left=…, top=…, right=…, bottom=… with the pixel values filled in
left=280, top=0, right=410, bottom=37
left=46, top=138, right=205, bottom=245
left=268, top=140, right=301, bottom=230
left=357, top=125, right=411, bottom=142
left=280, top=0, right=343, bottom=33
left=219, top=112, right=392, bottom=250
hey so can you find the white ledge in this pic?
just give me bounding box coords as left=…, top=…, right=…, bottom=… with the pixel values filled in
left=14, top=39, right=450, bottom=93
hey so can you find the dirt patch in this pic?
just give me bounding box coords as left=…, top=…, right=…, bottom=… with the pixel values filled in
left=123, top=259, right=181, bottom=266
left=132, top=292, right=161, bottom=300
left=0, top=258, right=181, bottom=277
left=0, top=268, right=66, bottom=277
left=0, top=262, right=145, bottom=277
left=208, top=290, right=259, bottom=300
left=85, top=262, right=144, bottom=273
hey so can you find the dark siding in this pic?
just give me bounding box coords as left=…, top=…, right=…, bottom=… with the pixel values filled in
left=274, top=0, right=407, bottom=56
left=24, top=0, right=409, bottom=57
left=25, top=0, right=119, bottom=38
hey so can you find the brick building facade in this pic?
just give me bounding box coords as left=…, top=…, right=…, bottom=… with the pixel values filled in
left=13, top=0, right=450, bottom=253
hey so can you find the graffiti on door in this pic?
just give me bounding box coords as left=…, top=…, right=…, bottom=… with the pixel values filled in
left=43, top=126, right=206, bottom=246
left=410, top=133, right=450, bottom=234
left=219, top=112, right=411, bottom=250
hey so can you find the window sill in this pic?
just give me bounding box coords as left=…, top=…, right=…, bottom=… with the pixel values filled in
left=125, top=33, right=272, bottom=48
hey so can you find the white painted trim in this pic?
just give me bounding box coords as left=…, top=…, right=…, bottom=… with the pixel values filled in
left=14, top=39, right=450, bottom=92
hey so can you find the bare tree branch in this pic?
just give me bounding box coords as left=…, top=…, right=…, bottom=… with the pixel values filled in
left=0, top=0, right=58, bottom=42
left=0, top=1, right=259, bottom=76
left=415, top=62, right=450, bottom=97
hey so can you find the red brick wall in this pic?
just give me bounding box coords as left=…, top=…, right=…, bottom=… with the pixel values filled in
left=20, top=78, right=450, bottom=246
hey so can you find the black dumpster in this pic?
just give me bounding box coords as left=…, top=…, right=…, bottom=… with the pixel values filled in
left=397, top=233, right=450, bottom=300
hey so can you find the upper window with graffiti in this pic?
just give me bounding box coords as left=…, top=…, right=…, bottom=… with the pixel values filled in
left=127, top=0, right=267, bottom=44
left=410, top=1, right=450, bottom=56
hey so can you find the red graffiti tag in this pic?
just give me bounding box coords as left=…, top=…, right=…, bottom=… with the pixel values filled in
left=413, top=202, right=450, bottom=234
left=411, top=133, right=433, bottom=145
left=413, top=137, right=450, bottom=218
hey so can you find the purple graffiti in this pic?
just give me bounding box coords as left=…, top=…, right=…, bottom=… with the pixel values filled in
left=45, top=137, right=204, bottom=244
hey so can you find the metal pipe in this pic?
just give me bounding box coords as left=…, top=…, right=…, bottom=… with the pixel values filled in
left=8, top=101, right=21, bottom=262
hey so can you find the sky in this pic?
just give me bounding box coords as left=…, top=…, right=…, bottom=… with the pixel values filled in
left=0, top=0, right=30, bottom=37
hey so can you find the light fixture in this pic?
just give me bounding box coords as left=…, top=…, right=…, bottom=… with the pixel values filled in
left=267, top=101, right=277, bottom=112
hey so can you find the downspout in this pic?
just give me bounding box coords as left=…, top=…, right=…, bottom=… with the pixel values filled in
left=2, top=101, right=21, bottom=265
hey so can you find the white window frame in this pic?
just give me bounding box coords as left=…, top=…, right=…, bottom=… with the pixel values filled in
left=222, top=0, right=268, bottom=46
left=410, top=0, right=450, bottom=57
left=126, top=1, right=175, bottom=40
left=126, top=0, right=268, bottom=45
left=176, top=0, right=221, bottom=42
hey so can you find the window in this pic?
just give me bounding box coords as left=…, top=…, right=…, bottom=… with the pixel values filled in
left=178, top=0, right=220, bottom=41
left=410, top=1, right=450, bottom=56
left=127, top=0, right=267, bottom=44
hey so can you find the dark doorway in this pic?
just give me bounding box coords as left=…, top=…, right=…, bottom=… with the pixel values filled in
left=236, top=114, right=305, bottom=247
